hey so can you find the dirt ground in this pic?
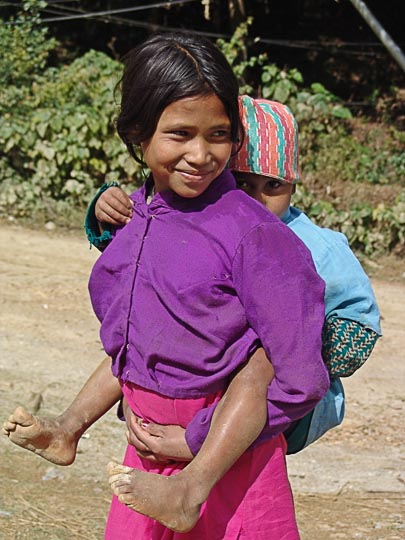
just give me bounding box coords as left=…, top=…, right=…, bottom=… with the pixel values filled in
left=0, top=223, right=404, bottom=540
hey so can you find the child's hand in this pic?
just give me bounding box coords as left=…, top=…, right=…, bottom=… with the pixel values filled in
left=125, top=408, right=193, bottom=463
left=95, top=187, right=133, bottom=225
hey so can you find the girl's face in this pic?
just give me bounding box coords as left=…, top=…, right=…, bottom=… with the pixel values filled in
left=140, top=94, right=233, bottom=198
left=234, top=172, right=295, bottom=218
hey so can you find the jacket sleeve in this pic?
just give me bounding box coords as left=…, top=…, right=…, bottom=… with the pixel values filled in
left=185, top=220, right=329, bottom=455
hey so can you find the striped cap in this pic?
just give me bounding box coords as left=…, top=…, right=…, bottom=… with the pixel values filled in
left=230, top=95, right=301, bottom=184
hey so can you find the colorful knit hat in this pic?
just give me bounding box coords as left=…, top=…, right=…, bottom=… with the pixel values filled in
left=230, top=95, right=301, bottom=184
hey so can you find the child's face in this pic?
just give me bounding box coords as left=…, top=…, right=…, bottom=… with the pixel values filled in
left=234, top=172, right=295, bottom=218
left=140, top=94, right=232, bottom=198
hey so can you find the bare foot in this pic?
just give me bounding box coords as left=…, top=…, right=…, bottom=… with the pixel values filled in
left=2, top=406, right=78, bottom=465
left=107, top=461, right=206, bottom=532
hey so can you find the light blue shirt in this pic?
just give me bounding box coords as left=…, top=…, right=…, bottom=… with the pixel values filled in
left=283, top=206, right=381, bottom=334
left=283, top=206, right=381, bottom=453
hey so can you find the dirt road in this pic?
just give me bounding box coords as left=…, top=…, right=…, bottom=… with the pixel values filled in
left=0, top=224, right=404, bottom=539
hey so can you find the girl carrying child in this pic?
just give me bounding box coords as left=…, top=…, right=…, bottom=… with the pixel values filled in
left=4, top=33, right=329, bottom=539
left=89, top=96, right=380, bottom=461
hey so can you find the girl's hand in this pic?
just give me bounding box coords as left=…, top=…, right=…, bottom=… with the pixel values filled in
left=125, top=407, right=194, bottom=463
left=95, top=187, right=133, bottom=225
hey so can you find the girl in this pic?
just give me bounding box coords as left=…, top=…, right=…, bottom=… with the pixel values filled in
left=93, top=32, right=328, bottom=540
left=4, top=33, right=329, bottom=540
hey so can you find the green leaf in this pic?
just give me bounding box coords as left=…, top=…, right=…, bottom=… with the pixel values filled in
left=36, top=122, right=48, bottom=138
left=331, top=105, right=352, bottom=119
left=273, top=80, right=291, bottom=103
left=311, top=82, right=327, bottom=94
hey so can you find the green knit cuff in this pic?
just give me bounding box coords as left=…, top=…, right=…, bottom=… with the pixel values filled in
left=84, top=182, right=120, bottom=249
left=322, top=318, right=379, bottom=377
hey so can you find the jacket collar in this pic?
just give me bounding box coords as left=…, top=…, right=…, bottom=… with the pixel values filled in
left=134, top=170, right=237, bottom=213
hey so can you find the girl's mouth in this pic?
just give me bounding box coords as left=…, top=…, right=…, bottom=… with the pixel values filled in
left=177, top=170, right=213, bottom=181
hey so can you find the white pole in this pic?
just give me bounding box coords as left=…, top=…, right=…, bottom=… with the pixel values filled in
left=348, top=0, right=405, bottom=72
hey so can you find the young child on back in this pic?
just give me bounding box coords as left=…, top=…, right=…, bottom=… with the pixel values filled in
left=3, top=32, right=329, bottom=540
left=229, top=96, right=381, bottom=452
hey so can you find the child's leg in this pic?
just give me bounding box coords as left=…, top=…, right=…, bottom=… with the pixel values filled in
left=108, top=347, right=273, bottom=532
left=2, top=356, right=121, bottom=465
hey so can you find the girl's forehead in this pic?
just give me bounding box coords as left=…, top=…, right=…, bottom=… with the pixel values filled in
left=158, top=95, right=230, bottom=126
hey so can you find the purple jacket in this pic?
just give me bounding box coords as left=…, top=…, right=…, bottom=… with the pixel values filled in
left=88, top=171, right=329, bottom=449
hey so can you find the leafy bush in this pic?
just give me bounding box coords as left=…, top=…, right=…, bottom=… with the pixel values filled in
left=0, top=0, right=55, bottom=88
left=217, top=22, right=404, bottom=257
left=217, top=18, right=352, bottom=131
left=294, top=186, right=405, bottom=256
left=1, top=7, right=403, bottom=256
left=0, top=1, right=141, bottom=222
left=301, top=122, right=405, bottom=186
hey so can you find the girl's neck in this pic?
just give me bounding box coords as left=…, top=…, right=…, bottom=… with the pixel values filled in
left=146, top=184, right=155, bottom=205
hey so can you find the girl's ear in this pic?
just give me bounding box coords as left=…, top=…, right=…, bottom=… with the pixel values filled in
left=292, top=185, right=297, bottom=195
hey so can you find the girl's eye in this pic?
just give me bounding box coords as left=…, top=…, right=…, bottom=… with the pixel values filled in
left=212, top=130, right=231, bottom=139
left=170, top=130, right=188, bottom=137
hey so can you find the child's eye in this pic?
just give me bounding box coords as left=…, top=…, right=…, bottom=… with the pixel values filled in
left=265, top=180, right=282, bottom=190
left=235, top=179, right=249, bottom=190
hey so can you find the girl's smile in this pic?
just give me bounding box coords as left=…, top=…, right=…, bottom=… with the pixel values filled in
left=140, top=94, right=233, bottom=198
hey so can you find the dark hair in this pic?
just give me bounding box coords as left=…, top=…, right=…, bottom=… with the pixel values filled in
left=116, top=32, right=242, bottom=164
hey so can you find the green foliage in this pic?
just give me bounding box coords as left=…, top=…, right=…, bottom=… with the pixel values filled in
left=217, top=20, right=352, bottom=132
left=217, top=17, right=267, bottom=94
left=294, top=186, right=405, bottom=257
left=301, top=124, right=405, bottom=186
left=0, top=11, right=403, bottom=257
left=217, top=21, right=404, bottom=257
left=0, top=0, right=55, bottom=88
left=0, top=2, right=141, bottom=223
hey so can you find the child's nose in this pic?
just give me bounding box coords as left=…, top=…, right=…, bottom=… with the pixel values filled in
left=249, top=188, right=262, bottom=203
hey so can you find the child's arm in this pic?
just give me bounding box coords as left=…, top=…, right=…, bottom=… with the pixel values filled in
left=314, top=228, right=381, bottom=353
left=95, top=186, right=133, bottom=226
left=84, top=184, right=132, bottom=250
left=231, top=222, right=329, bottom=434
left=178, top=316, right=380, bottom=457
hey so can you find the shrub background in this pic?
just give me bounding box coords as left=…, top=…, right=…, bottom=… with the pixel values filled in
left=1, top=3, right=404, bottom=257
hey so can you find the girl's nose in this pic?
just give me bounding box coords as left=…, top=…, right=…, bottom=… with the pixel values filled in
left=185, top=138, right=210, bottom=166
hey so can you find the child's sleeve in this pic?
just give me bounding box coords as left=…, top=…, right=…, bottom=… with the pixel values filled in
left=312, top=230, right=381, bottom=376
left=322, top=317, right=379, bottom=377
left=317, top=230, right=381, bottom=334
left=84, top=182, right=119, bottom=250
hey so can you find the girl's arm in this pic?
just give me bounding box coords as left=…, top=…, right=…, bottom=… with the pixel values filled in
left=231, top=221, right=329, bottom=439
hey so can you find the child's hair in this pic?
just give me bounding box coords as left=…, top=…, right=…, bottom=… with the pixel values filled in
left=229, top=95, right=301, bottom=184
left=116, top=32, right=243, bottom=165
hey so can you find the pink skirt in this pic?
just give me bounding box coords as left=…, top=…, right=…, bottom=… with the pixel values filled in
left=105, top=383, right=299, bottom=540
